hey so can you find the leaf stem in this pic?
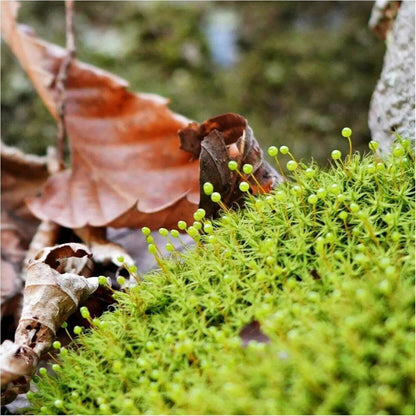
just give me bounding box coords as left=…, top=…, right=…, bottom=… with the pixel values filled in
left=56, top=0, right=76, bottom=169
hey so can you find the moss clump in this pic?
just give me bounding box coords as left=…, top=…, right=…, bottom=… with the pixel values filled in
left=29, top=139, right=414, bottom=415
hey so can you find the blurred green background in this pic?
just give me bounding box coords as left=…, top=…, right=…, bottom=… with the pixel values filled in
left=1, top=1, right=385, bottom=165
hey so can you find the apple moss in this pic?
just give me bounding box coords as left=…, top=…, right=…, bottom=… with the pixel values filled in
left=29, top=139, right=414, bottom=415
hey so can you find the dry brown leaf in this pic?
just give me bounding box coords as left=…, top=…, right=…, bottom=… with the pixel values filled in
left=1, top=1, right=200, bottom=230
left=1, top=243, right=99, bottom=404
left=0, top=341, right=37, bottom=404
left=15, top=243, right=97, bottom=352
left=179, top=113, right=283, bottom=217
left=22, top=220, right=61, bottom=280
left=1, top=142, right=50, bottom=327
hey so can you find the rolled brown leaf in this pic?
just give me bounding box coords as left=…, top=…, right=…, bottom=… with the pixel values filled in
left=1, top=243, right=99, bottom=405
left=0, top=341, right=38, bottom=404
left=179, top=113, right=283, bottom=217
left=15, top=243, right=97, bottom=352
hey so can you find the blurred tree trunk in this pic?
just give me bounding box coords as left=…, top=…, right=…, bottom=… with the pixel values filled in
left=368, top=1, right=415, bottom=151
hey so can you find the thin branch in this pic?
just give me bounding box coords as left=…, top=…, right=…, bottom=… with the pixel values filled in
left=56, top=0, right=76, bottom=168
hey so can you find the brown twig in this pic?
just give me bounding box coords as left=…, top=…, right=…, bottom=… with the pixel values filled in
left=56, top=0, right=76, bottom=169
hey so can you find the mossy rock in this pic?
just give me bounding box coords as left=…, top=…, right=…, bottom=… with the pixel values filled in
left=29, top=139, right=414, bottom=415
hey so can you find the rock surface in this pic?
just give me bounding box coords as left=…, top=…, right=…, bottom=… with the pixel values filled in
left=369, top=1, right=415, bottom=151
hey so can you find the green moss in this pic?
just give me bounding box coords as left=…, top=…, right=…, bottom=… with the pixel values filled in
left=29, top=139, right=414, bottom=415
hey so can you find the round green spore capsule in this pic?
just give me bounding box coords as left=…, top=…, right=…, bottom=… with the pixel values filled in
left=243, top=164, right=253, bottom=174
left=341, top=127, right=352, bottom=137
left=317, top=188, right=327, bottom=199
left=177, top=220, right=187, bottom=230
left=291, top=185, right=302, bottom=195
left=73, top=326, right=83, bottom=335
left=193, top=221, right=202, bottom=231
left=338, top=211, right=348, bottom=220
left=141, top=227, right=151, bottom=236
left=54, top=400, right=63, bottom=408
left=52, top=364, right=61, bottom=372
left=98, top=276, right=107, bottom=286
left=128, top=265, right=137, bottom=274
left=53, top=341, right=61, bottom=350
left=279, top=145, right=289, bottom=154
left=239, top=181, right=250, bottom=192
left=203, top=223, right=213, bottom=234
left=325, top=232, right=335, bottom=243
left=228, top=160, right=238, bottom=171
left=336, top=194, right=345, bottom=203
left=276, top=191, right=285, bottom=202
left=158, top=228, right=169, bottom=237
left=369, top=140, right=379, bottom=151
left=193, top=208, right=206, bottom=221
left=350, top=203, right=360, bottom=213
left=203, top=182, right=214, bottom=196
left=305, top=168, right=315, bottom=178
left=308, top=194, right=318, bottom=204
left=170, top=229, right=180, bottom=238
left=187, top=226, right=199, bottom=238
left=148, top=244, right=157, bottom=255
left=367, top=164, right=376, bottom=173
left=287, top=160, right=298, bottom=171
left=331, top=150, right=341, bottom=160
left=207, top=235, right=216, bottom=244
left=211, top=192, right=222, bottom=202
left=330, top=183, right=341, bottom=194
left=80, top=306, right=90, bottom=319
left=268, top=146, right=278, bottom=157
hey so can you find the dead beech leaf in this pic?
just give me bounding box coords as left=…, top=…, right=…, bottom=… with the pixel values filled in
left=239, top=320, right=271, bottom=347
left=1, top=1, right=200, bottom=230
left=179, top=113, right=283, bottom=217
left=0, top=341, right=37, bottom=405
left=0, top=243, right=99, bottom=405
left=15, top=243, right=97, bottom=352
left=1, top=142, right=50, bottom=328
left=23, top=220, right=61, bottom=280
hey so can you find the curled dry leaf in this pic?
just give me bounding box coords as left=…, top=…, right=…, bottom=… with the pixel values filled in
left=22, top=220, right=61, bottom=280
left=1, top=1, right=200, bottom=230
left=0, top=243, right=99, bottom=404
left=16, top=243, right=97, bottom=350
left=179, top=113, right=283, bottom=217
left=1, top=142, right=50, bottom=330
left=0, top=341, right=38, bottom=405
